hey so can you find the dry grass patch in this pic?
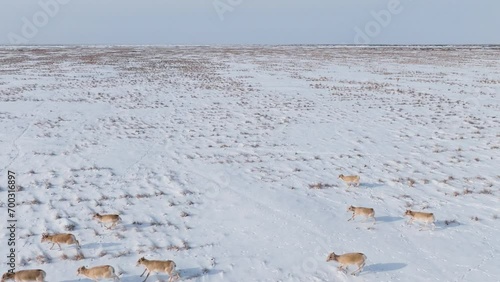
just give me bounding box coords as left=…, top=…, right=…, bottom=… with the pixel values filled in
left=36, top=254, right=51, bottom=264
left=478, top=188, right=493, bottom=195
left=308, top=182, right=335, bottom=189
left=463, top=188, right=474, bottom=195
left=74, top=253, right=85, bottom=260
left=167, top=241, right=191, bottom=252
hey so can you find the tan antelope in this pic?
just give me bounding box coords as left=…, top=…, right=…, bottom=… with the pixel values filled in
left=327, top=252, right=367, bottom=276
left=93, top=213, right=121, bottom=229
left=347, top=206, right=376, bottom=222
left=1, top=269, right=46, bottom=282
left=77, top=265, right=119, bottom=281
left=137, top=257, right=179, bottom=282
left=41, top=233, right=80, bottom=250
left=338, top=174, right=360, bottom=187
left=404, top=210, right=436, bottom=230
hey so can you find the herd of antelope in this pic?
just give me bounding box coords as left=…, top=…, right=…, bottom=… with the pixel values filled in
left=2, top=213, right=180, bottom=282
left=2, top=173, right=437, bottom=280
left=326, top=174, right=437, bottom=276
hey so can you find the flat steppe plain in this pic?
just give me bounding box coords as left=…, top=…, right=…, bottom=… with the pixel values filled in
left=0, top=46, right=499, bottom=281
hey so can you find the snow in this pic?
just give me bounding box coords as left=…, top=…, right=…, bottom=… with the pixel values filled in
left=0, top=46, right=499, bottom=282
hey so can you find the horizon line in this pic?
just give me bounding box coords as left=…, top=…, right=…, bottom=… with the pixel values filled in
left=1, top=43, right=500, bottom=48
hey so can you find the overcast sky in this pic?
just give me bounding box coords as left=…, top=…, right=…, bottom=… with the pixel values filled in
left=0, top=0, right=499, bottom=45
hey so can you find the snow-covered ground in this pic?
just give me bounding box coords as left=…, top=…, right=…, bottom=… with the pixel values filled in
left=0, top=46, right=499, bottom=282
